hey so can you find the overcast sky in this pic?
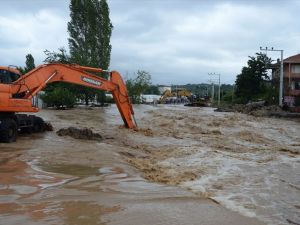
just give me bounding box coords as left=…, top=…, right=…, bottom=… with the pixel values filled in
left=0, top=0, right=300, bottom=84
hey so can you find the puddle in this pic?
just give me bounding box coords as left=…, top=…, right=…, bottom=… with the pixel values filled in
left=41, top=164, right=100, bottom=177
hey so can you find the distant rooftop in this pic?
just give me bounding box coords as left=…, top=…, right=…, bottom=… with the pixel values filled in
left=283, top=54, right=300, bottom=63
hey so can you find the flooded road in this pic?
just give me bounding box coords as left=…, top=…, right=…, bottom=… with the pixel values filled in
left=127, top=105, right=299, bottom=225
left=0, top=104, right=298, bottom=224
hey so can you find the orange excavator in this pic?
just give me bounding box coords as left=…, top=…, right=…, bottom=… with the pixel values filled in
left=0, top=64, right=136, bottom=142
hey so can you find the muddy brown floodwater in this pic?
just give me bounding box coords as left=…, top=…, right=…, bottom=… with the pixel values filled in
left=0, top=105, right=298, bottom=225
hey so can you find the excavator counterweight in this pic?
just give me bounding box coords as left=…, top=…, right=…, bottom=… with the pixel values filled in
left=0, top=64, right=136, bottom=142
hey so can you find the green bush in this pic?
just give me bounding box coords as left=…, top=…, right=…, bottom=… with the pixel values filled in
left=222, top=90, right=234, bottom=103
left=41, top=87, right=76, bottom=109
left=126, top=70, right=151, bottom=104
left=105, top=96, right=114, bottom=103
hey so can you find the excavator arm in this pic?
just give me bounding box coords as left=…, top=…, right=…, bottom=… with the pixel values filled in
left=0, top=64, right=136, bottom=129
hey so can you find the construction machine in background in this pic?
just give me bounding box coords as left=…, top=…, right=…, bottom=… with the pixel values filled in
left=0, top=64, right=136, bottom=142
left=184, top=95, right=211, bottom=107
left=159, top=88, right=191, bottom=104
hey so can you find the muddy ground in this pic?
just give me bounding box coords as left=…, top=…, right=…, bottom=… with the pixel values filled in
left=0, top=105, right=299, bottom=225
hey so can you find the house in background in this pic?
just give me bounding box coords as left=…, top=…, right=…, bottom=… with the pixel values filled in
left=272, top=53, right=300, bottom=107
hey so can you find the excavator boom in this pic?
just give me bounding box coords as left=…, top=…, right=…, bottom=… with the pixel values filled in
left=0, top=64, right=136, bottom=133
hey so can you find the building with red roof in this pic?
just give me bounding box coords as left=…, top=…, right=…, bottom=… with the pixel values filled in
left=272, top=54, right=300, bottom=106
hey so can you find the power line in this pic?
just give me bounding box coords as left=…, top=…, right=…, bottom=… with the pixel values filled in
left=208, top=73, right=221, bottom=106
left=260, top=47, right=284, bottom=106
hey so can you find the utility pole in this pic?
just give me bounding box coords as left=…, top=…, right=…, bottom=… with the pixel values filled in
left=260, top=47, right=284, bottom=106
left=208, top=79, right=214, bottom=102
left=218, top=74, right=220, bottom=105
left=232, top=85, right=235, bottom=103
left=212, top=82, right=214, bottom=103
left=209, top=73, right=221, bottom=106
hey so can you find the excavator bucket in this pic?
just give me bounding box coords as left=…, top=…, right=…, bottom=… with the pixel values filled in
left=110, top=71, right=136, bottom=129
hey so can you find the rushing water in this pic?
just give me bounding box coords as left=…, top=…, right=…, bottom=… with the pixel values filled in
left=180, top=147, right=300, bottom=224
left=0, top=105, right=299, bottom=224
left=146, top=106, right=300, bottom=225
left=0, top=105, right=264, bottom=225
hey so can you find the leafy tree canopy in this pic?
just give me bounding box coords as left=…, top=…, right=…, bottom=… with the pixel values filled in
left=235, top=53, right=272, bottom=103
left=41, top=0, right=113, bottom=107
left=126, top=70, right=152, bottom=103
left=18, top=54, right=36, bottom=74
left=40, top=87, right=76, bottom=109
left=68, top=0, right=112, bottom=70
left=144, top=85, right=160, bottom=95
left=44, top=48, right=70, bottom=64
left=25, top=54, right=35, bottom=72
left=67, top=0, right=113, bottom=105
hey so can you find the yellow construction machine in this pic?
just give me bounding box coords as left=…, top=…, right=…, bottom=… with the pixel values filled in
left=159, top=88, right=191, bottom=104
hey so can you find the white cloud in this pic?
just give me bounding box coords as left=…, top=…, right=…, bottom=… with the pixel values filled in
left=0, top=9, right=68, bottom=66
left=109, top=1, right=300, bottom=84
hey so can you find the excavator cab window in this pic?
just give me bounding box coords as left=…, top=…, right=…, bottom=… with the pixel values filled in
left=0, top=69, right=20, bottom=84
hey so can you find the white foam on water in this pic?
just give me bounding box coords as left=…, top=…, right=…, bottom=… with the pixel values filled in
left=99, top=167, right=114, bottom=174
left=177, top=146, right=300, bottom=225
left=39, top=179, right=72, bottom=189
left=213, top=195, right=257, bottom=218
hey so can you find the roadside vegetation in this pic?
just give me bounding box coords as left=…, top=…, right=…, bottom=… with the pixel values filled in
left=234, top=53, right=275, bottom=104
left=126, top=70, right=152, bottom=104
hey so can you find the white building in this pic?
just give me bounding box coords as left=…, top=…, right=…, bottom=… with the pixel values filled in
left=32, top=91, right=46, bottom=109
left=141, top=94, right=161, bottom=104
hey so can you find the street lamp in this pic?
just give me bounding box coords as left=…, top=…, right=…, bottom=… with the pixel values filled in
left=260, top=47, right=284, bottom=106
left=208, top=73, right=221, bottom=106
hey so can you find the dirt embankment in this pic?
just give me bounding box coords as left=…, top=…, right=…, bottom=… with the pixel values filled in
left=119, top=145, right=200, bottom=186
left=57, top=127, right=103, bottom=141
left=215, top=102, right=300, bottom=118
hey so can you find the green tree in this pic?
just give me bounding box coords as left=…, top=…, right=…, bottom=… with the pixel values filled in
left=126, top=70, right=152, bottom=103
left=68, top=0, right=113, bottom=105
left=235, top=53, right=272, bottom=103
left=40, top=87, right=76, bottom=109
left=144, top=85, right=160, bottom=95
left=42, top=48, right=77, bottom=108
left=17, top=54, right=36, bottom=74
left=24, top=54, right=35, bottom=73
left=44, top=48, right=70, bottom=64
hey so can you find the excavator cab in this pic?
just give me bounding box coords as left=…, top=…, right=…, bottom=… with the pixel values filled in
left=0, top=67, right=20, bottom=84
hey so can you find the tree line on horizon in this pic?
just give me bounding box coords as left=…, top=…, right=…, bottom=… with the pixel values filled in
left=18, top=51, right=278, bottom=106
